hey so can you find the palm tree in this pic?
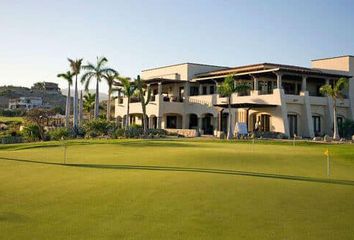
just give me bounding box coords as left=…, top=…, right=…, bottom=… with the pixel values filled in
left=57, top=71, right=74, bottom=128
left=83, top=92, right=96, bottom=121
left=81, top=57, right=116, bottom=119
left=68, top=58, right=83, bottom=129
left=102, top=71, right=118, bottom=121
left=117, top=76, right=136, bottom=129
left=320, top=77, right=349, bottom=140
left=218, top=75, right=250, bottom=140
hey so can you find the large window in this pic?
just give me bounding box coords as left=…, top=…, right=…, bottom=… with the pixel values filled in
left=209, top=86, right=215, bottom=94
left=313, top=116, right=321, bottom=136
left=202, top=86, right=207, bottom=95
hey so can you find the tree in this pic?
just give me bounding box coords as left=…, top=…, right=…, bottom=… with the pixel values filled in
left=68, top=58, right=83, bottom=130
left=81, top=57, right=116, bottom=119
left=218, top=75, right=250, bottom=140
left=135, top=75, right=152, bottom=136
left=116, top=76, right=136, bottom=129
left=57, top=71, right=74, bottom=128
left=83, top=92, right=96, bottom=121
left=320, top=77, right=349, bottom=140
left=25, top=109, right=53, bottom=140
left=102, top=71, right=118, bottom=121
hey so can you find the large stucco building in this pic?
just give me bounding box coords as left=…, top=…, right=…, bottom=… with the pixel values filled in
left=115, top=55, right=353, bottom=138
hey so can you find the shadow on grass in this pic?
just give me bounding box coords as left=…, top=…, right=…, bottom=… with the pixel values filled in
left=1, top=156, right=354, bottom=186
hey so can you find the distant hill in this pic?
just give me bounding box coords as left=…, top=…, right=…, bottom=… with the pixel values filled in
left=0, top=85, right=66, bottom=110
left=61, top=89, right=108, bottom=101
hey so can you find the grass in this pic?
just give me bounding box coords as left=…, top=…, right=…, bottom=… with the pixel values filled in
left=0, top=139, right=354, bottom=239
left=0, top=116, right=24, bottom=123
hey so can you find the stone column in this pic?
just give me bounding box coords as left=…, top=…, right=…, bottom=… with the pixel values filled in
left=199, top=84, right=203, bottom=95
left=146, top=84, right=150, bottom=99
left=198, top=117, right=203, bottom=135
left=157, top=116, right=162, bottom=129
left=158, top=82, right=162, bottom=95
left=276, top=73, right=282, bottom=89
left=252, top=76, right=259, bottom=95
left=184, top=81, right=190, bottom=102
left=301, top=76, right=307, bottom=92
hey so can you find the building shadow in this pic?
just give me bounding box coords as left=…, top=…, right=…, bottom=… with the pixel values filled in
left=1, top=156, right=354, bottom=186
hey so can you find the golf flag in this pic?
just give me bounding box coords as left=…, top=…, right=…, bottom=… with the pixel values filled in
left=324, top=149, right=329, bottom=157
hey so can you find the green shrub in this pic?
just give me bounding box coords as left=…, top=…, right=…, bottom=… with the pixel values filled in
left=112, top=127, right=166, bottom=139
left=0, top=136, right=23, bottom=144
left=48, top=127, right=71, bottom=140
left=22, top=124, right=41, bottom=142
left=84, top=119, right=116, bottom=138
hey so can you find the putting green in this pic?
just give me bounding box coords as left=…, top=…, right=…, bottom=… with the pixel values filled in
left=1, top=139, right=353, bottom=239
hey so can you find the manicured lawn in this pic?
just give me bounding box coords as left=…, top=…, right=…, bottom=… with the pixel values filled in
left=0, top=139, right=354, bottom=239
left=0, top=116, right=24, bottom=123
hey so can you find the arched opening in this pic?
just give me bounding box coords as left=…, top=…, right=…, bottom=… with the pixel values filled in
left=221, top=112, right=228, bottom=134
left=149, top=115, right=157, bottom=129
left=189, top=114, right=198, bottom=130
left=312, top=114, right=322, bottom=136
left=287, top=113, right=298, bottom=137
left=202, top=113, right=214, bottom=135
left=250, top=112, right=271, bottom=132
left=164, top=113, right=183, bottom=129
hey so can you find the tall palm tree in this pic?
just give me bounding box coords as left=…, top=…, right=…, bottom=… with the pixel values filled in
left=102, top=71, right=118, bottom=121
left=83, top=92, right=96, bottom=121
left=320, top=77, right=349, bottom=140
left=57, top=71, right=74, bottom=128
left=68, top=58, right=83, bottom=129
left=218, top=75, right=250, bottom=140
left=117, top=76, right=136, bottom=129
left=81, top=57, right=116, bottom=119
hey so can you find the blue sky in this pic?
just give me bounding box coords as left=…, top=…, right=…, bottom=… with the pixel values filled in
left=0, top=0, right=353, bottom=92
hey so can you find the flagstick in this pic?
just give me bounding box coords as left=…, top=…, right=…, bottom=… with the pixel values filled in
left=64, top=143, right=67, bottom=165
left=327, top=154, right=330, bottom=177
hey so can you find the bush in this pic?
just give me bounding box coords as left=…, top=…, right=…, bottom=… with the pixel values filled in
left=0, top=109, right=26, bottom=117
left=48, top=127, right=71, bottom=140
left=84, top=119, right=116, bottom=138
left=112, top=127, right=166, bottom=139
left=0, top=136, right=23, bottom=144
left=22, top=124, right=41, bottom=142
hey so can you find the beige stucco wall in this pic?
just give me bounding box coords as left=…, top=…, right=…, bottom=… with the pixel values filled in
left=312, top=56, right=354, bottom=120
left=141, top=63, right=226, bottom=81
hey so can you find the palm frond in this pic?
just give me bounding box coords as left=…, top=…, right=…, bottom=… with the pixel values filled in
left=57, top=71, right=74, bottom=85
left=319, top=84, right=334, bottom=97
left=97, top=56, right=108, bottom=69
left=81, top=63, right=96, bottom=71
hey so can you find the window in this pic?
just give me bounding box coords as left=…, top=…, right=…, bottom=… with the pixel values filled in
left=210, top=86, right=215, bottom=94
left=166, top=116, right=177, bottom=129
left=260, top=114, right=270, bottom=132
left=313, top=116, right=321, bottom=135
left=202, top=86, right=207, bottom=95
left=190, top=86, right=199, bottom=96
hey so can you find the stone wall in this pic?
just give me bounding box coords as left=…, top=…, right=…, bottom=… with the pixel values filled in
left=165, top=128, right=198, bottom=137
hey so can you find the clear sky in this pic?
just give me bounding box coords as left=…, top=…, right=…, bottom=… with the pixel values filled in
left=1, top=0, right=353, bottom=93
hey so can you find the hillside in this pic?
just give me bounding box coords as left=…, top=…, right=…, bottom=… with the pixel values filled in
left=0, top=85, right=67, bottom=110
left=61, top=88, right=109, bottom=101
